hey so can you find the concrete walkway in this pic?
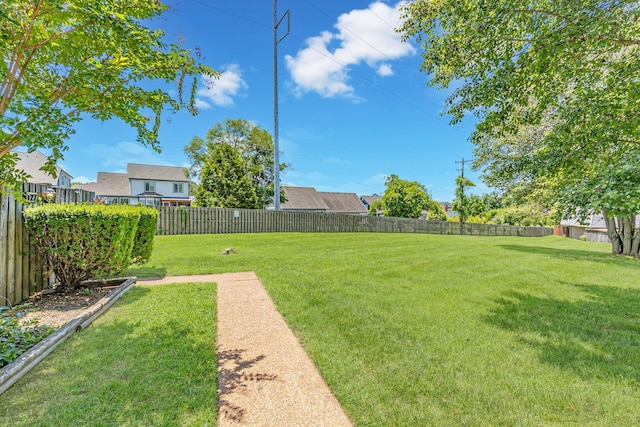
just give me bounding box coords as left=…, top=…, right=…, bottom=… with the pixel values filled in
left=138, top=273, right=353, bottom=426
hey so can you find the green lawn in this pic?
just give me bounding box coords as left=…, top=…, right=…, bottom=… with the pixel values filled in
left=0, top=283, right=218, bottom=426
left=2, top=233, right=640, bottom=426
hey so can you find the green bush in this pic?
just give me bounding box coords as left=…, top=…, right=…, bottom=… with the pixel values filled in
left=131, top=207, right=158, bottom=264
left=24, top=204, right=141, bottom=289
left=488, top=205, right=554, bottom=227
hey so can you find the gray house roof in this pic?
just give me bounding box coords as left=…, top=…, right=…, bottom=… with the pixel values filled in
left=127, top=163, right=189, bottom=182
left=74, top=172, right=130, bottom=197
left=14, top=150, right=72, bottom=187
left=281, top=186, right=329, bottom=211
left=280, top=186, right=368, bottom=214
left=320, top=192, right=368, bottom=214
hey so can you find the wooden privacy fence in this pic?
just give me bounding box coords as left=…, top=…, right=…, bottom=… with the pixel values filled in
left=156, top=207, right=554, bottom=237
left=0, top=183, right=95, bottom=306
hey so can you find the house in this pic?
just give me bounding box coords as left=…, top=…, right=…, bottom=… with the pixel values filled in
left=14, top=150, right=73, bottom=189
left=280, top=186, right=368, bottom=215
left=75, top=163, right=191, bottom=206
left=360, top=195, right=382, bottom=215
left=560, top=214, right=640, bottom=243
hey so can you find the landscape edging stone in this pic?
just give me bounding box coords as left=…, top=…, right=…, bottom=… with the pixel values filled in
left=0, top=277, right=136, bottom=395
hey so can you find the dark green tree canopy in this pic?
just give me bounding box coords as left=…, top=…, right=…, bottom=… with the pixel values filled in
left=399, top=1, right=640, bottom=255
left=185, top=118, right=287, bottom=208
left=1, top=0, right=216, bottom=192
left=196, top=142, right=259, bottom=209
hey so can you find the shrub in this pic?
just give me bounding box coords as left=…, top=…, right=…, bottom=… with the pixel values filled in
left=24, top=204, right=141, bottom=289
left=131, top=207, right=158, bottom=264
left=488, top=205, right=554, bottom=227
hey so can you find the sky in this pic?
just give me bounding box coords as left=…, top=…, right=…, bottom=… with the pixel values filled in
left=55, top=0, right=487, bottom=202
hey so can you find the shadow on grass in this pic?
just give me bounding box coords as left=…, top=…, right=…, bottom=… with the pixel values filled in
left=487, top=284, right=640, bottom=383
left=107, top=285, right=151, bottom=306
left=499, top=244, right=640, bottom=268
left=124, top=265, right=168, bottom=278
left=1, top=316, right=217, bottom=426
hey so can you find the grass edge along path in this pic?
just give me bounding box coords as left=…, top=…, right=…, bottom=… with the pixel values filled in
left=0, top=282, right=218, bottom=426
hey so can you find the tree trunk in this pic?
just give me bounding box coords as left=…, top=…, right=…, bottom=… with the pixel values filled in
left=620, top=215, right=634, bottom=256
left=631, top=229, right=640, bottom=258
left=602, top=209, right=622, bottom=255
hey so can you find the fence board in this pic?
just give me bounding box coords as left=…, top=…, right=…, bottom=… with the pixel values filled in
left=0, top=192, right=8, bottom=306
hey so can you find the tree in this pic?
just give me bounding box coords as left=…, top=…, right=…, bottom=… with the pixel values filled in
left=196, top=143, right=259, bottom=209
left=451, top=175, right=476, bottom=224
left=368, top=199, right=383, bottom=216
left=399, top=1, right=640, bottom=256
left=185, top=118, right=287, bottom=208
left=379, top=174, right=439, bottom=219
left=426, top=203, right=447, bottom=221
left=1, top=0, right=215, bottom=194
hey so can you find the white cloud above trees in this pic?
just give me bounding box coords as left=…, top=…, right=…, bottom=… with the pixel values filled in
left=285, top=1, right=414, bottom=100
left=197, top=64, right=248, bottom=106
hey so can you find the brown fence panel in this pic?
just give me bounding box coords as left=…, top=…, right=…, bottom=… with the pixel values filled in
left=155, top=207, right=554, bottom=238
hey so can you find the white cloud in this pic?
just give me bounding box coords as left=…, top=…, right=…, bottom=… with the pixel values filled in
left=72, top=175, right=94, bottom=184
left=194, top=98, right=211, bottom=110
left=82, top=141, right=173, bottom=170
left=282, top=170, right=327, bottom=186
left=197, top=64, right=248, bottom=106
left=364, top=173, right=388, bottom=186
left=377, top=63, right=394, bottom=76
left=285, top=1, right=415, bottom=100
left=323, top=156, right=351, bottom=166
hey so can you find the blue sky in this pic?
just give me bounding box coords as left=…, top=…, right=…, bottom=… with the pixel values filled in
left=57, top=0, right=486, bottom=202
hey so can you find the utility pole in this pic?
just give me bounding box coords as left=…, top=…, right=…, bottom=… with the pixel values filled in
left=455, top=157, right=466, bottom=179
left=273, top=0, right=290, bottom=210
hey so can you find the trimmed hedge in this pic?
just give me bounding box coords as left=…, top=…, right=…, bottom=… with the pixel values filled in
left=24, top=204, right=156, bottom=289
left=131, top=207, right=158, bottom=263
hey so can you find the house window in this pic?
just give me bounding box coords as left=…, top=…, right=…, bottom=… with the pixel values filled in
left=173, top=183, right=184, bottom=193
left=144, top=181, right=156, bottom=192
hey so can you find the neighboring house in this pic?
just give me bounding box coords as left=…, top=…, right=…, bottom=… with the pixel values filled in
left=75, top=163, right=191, bottom=206
left=77, top=172, right=132, bottom=205
left=127, top=163, right=190, bottom=206
left=280, top=186, right=367, bottom=215
left=441, top=203, right=459, bottom=218
left=14, top=150, right=72, bottom=188
left=360, top=195, right=382, bottom=215
left=560, top=214, right=640, bottom=243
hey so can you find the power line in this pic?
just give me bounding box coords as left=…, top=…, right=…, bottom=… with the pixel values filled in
left=286, top=32, right=429, bottom=114
left=303, top=0, right=396, bottom=63
left=188, top=0, right=270, bottom=29
left=353, top=0, right=398, bottom=32
left=187, top=0, right=429, bottom=114
left=455, top=157, right=468, bottom=178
